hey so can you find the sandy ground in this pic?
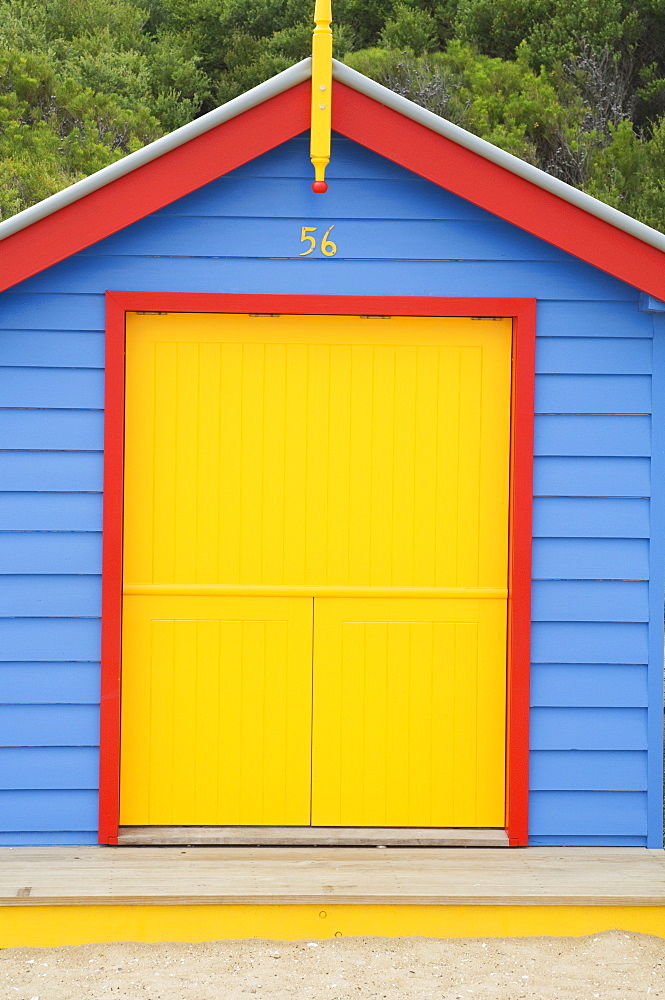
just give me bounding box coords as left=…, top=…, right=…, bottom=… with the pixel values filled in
left=0, top=930, right=663, bottom=1000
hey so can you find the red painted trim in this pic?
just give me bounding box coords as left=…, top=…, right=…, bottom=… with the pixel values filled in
left=505, top=302, right=536, bottom=846
left=332, top=82, right=665, bottom=302
left=98, top=292, right=535, bottom=845
left=0, top=84, right=310, bottom=296
left=0, top=80, right=663, bottom=301
left=98, top=292, right=127, bottom=845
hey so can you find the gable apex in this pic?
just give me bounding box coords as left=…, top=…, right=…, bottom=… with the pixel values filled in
left=0, top=58, right=664, bottom=299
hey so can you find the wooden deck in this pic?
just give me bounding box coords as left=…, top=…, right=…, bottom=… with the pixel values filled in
left=2, top=847, right=665, bottom=906
left=1, top=847, right=664, bottom=945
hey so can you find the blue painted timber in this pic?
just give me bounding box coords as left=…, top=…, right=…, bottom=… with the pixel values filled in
left=532, top=538, right=649, bottom=579
left=0, top=576, right=101, bottom=617
left=0, top=368, right=104, bottom=408
left=531, top=665, right=648, bottom=707
left=0, top=331, right=104, bottom=368
left=531, top=581, right=649, bottom=622
left=0, top=662, right=100, bottom=703
left=0, top=452, right=103, bottom=492
left=0, top=705, right=99, bottom=746
left=0, top=747, right=99, bottom=788
left=531, top=624, right=649, bottom=664
left=529, top=791, right=648, bottom=836
left=0, top=619, right=100, bottom=662
left=645, top=312, right=665, bottom=844
left=532, top=498, right=649, bottom=538
left=0, top=132, right=661, bottom=846
left=0, top=494, right=102, bottom=531
left=533, top=456, right=650, bottom=497
left=0, top=533, right=101, bottom=574
left=536, top=337, right=652, bottom=374
left=536, top=300, right=656, bottom=337
left=0, top=790, right=98, bottom=831
left=531, top=708, right=647, bottom=749
left=0, top=410, right=104, bottom=450
left=535, top=374, right=651, bottom=413
left=529, top=750, right=647, bottom=790
left=534, top=415, right=651, bottom=457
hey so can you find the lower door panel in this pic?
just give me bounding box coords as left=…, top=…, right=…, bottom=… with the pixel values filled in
left=119, top=595, right=313, bottom=826
left=311, top=597, right=507, bottom=828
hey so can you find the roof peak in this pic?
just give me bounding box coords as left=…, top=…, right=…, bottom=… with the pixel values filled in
left=0, top=57, right=664, bottom=300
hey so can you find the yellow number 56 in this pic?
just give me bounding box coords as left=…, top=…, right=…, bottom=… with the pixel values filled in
left=299, top=225, right=337, bottom=257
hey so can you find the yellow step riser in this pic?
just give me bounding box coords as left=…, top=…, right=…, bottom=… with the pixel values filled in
left=2, top=904, right=664, bottom=947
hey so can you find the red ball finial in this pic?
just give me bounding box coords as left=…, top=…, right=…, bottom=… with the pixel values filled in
left=312, top=180, right=328, bottom=193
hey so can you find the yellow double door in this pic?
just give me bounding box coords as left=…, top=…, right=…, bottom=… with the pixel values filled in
left=119, top=312, right=511, bottom=829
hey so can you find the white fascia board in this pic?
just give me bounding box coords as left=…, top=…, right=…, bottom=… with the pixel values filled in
left=332, top=59, right=665, bottom=253
left=0, top=59, right=312, bottom=243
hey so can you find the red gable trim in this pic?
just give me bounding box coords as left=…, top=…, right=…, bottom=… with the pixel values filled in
left=332, top=81, right=665, bottom=300
left=0, top=84, right=310, bottom=295
left=0, top=75, right=663, bottom=297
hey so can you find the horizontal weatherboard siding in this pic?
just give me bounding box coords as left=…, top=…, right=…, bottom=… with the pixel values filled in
left=0, top=576, right=101, bottom=617
left=529, top=791, right=647, bottom=836
left=231, top=135, right=416, bottom=180
left=0, top=331, right=104, bottom=368
left=0, top=410, right=104, bottom=450
left=0, top=494, right=102, bottom=531
left=0, top=294, right=106, bottom=330
left=0, top=831, right=99, bottom=844
left=155, top=176, right=496, bottom=221
left=531, top=707, right=647, bottom=749
left=0, top=663, right=100, bottom=703
left=535, top=375, right=650, bottom=413
left=79, top=216, right=574, bottom=262
left=0, top=619, right=101, bottom=662
left=0, top=533, right=101, bottom=574
left=0, top=368, right=104, bottom=408
left=532, top=498, right=649, bottom=538
left=535, top=300, right=654, bottom=338
left=0, top=451, right=103, bottom=492
left=531, top=664, right=648, bottom=707
left=532, top=538, right=649, bottom=580
left=0, top=705, right=99, bottom=747
left=0, top=135, right=658, bottom=847
left=536, top=337, right=652, bottom=374
left=0, top=747, right=99, bottom=789
left=534, top=415, right=650, bottom=457
left=531, top=623, right=649, bottom=664
left=529, top=750, right=648, bottom=790
left=531, top=581, right=648, bottom=622
left=530, top=835, right=646, bottom=845
left=16, top=257, right=637, bottom=301
left=0, top=790, right=98, bottom=831
left=533, top=456, right=649, bottom=497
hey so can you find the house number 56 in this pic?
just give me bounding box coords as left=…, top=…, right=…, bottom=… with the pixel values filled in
left=299, top=225, right=337, bottom=256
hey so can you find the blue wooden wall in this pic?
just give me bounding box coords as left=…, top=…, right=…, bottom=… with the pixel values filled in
left=0, top=133, right=662, bottom=846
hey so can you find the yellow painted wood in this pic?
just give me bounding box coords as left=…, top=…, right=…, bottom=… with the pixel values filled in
left=310, top=0, right=333, bottom=185
left=122, top=313, right=511, bottom=829
left=2, top=904, right=664, bottom=947
left=312, top=599, right=507, bottom=826
left=124, top=313, right=511, bottom=589
left=119, top=597, right=313, bottom=825
left=123, top=585, right=508, bottom=598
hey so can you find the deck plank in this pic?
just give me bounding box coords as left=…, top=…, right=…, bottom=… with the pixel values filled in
left=117, top=827, right=509, bottom=847
left=1, top=847, right=664, bottom=907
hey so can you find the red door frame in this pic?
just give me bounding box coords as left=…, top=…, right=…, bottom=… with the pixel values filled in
left=99, top=291, right=536, bottom=846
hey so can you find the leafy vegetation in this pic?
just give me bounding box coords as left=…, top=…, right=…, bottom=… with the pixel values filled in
left=1, top=0, right=665, bottom=229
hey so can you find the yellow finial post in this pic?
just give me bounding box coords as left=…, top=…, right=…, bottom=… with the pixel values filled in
left=310, top=0, right=332, bottom=193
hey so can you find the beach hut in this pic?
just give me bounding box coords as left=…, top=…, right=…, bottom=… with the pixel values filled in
left=1, top=6, right=664, bottom=863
